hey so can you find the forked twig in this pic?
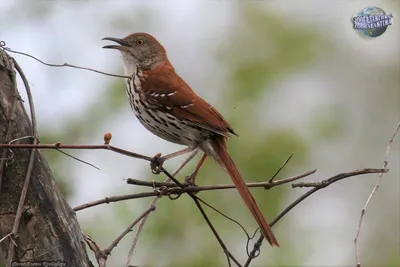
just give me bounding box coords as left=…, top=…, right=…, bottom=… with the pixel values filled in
left=84, top=205, right=156, bottom=266
left=161, top=168, right=242, bottom=267
left=125, top=150, right=198, bottom=267
left=83, top=234, right=107, bottom=267
left=244, top=167, right=388, bottom=267
left=106, top=205, right=155, bottom=256
left=292, top=168, right=387, bottom=188
left=74, top=169, right=316, bottom=211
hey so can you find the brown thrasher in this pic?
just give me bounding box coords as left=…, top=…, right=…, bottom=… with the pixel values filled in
left=102, top=32, right=279, bottom=247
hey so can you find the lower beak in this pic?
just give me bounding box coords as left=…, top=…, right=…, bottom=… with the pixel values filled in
left=102, top=37, right=130, bottom=50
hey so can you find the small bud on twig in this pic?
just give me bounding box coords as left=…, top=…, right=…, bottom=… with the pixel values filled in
left=104, top=133, right=112, bottom=145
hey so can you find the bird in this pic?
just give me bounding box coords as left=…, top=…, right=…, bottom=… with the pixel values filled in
left=102, top=32, right=279, bottom=247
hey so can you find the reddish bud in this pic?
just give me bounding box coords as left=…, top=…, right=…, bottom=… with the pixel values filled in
left=104, top=132, right=112, bottom=144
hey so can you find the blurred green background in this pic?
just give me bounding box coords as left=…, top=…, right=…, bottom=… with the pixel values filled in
left=0, top=1, right=399, bottom=266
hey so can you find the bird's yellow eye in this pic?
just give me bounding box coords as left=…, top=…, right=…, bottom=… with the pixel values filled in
left=136, top=39, right=144, bottom=45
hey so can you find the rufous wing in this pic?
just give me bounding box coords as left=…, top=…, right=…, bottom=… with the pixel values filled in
left=141, top=63, right=237, bottom=137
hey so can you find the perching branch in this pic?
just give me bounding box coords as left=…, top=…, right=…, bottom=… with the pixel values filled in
left=126, top=168, right=316, bottom=190
left=73, top=169, right=315, bottom=212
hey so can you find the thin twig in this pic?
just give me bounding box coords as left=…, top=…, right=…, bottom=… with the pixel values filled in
left=56, top=148, right=100, bottom=170
left=354, top=122, right=400, bottom=267
left=195, top=196, right=252, bottom=243
left=193, top=196, right=235, bottom=267
left=13, top=58, right=38, bottom=135
left=268, top=152, right=294, bottom=182
left=104, top=205, right=156, bottom=256
left=73, top=192, right=158, bottom=211
left=0, top=233, right=12, bottom=244
left=243, top=167, right=388, bottom=267
left=292, top=168, right=387, bottom=188
left=4, top=47, right=130, bottom=79
left=7, top=58, right=39, bottom=265
left=0, top=143, right=152, bottom=162
left=125, top=150, right=198, bottom=267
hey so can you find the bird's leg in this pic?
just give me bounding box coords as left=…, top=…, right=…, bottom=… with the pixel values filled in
left=184, top=153, right=208, bottom=186
left=150, top=147, right=195, bottom=174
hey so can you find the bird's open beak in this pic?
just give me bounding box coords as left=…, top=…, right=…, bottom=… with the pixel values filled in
left=102, top=37, right=130, bottom=50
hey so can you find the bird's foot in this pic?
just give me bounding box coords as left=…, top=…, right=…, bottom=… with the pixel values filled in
left=150, top=153, right=164, bottom=174
left=184, top=172, right=197, bottom=187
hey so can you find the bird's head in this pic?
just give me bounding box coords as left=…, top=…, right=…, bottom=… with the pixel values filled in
left=103, top=32, right=168, bottom=74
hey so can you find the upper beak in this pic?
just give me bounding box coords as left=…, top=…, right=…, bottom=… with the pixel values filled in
left=102, top=37, right=130, bottom=50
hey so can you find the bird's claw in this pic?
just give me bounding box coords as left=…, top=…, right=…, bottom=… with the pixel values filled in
left=184, top=172, right=197, bottom=187
left=150, top=153, right=164, bottom=174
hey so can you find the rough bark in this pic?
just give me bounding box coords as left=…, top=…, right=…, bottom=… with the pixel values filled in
left=0, top=49, right=92, bottom=266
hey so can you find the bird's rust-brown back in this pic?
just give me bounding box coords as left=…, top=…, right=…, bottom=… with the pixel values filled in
left=140, top=62, right=237, bottom=138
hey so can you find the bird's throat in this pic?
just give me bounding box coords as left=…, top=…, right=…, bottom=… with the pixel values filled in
left=120, top=52, right=138, bottom=77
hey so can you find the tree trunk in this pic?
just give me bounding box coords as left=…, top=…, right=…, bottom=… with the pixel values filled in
left=0, top=49, right=92, bottom=266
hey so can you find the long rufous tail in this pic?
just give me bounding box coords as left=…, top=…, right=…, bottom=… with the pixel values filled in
left=211, top=138, right=279, bottom=247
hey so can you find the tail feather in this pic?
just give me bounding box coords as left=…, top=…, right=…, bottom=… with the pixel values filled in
left=211, top=139, right=279, bottom=247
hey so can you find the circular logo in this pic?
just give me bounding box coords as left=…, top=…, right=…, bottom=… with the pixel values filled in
left=353, top=6, right=394, bottom=38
